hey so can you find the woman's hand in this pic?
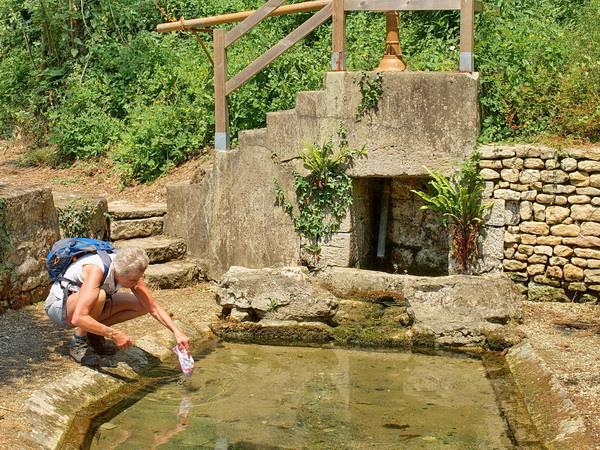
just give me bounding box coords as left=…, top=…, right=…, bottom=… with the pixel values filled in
left=174, top=330, right=190, bottom=351
left=112, top=329, right=134, bottom=349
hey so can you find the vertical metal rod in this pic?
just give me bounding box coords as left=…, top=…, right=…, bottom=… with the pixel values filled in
left=213, top=29, right=230, bottom=150
left=331, top=0, right=346, bottom=71
left=459, top=0, right=474, bottom=72
left=377, top=183, right=390, bottom=258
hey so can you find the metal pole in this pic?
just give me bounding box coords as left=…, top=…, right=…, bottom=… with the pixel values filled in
left=213, top=29, right=230, bottom=151
left=376, top=11, right=406, bottom=71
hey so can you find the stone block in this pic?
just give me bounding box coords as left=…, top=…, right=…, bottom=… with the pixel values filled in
left=504, top=259, right=527, bottom=271
left=581, top=222, right=600, bottom=236
left=574, top=248, right=600, bottom=259
left=504, top=231, right=520, bottom=243
left=518, top=244, right=534, bottom=255
left=519, top=169, right=540, bottom=185
left=532, top=275, right=561, bottom=287
left=567, top=282, right=587, bottom=292
left=549, top=256, right=568, bottom=266
left=484, top=199, right=506, bottom=226
left=540, top=170, right=569, bottom=184
left=567, top=195, right=591, bottom=204
left=494, top=189, right=521, bottom=201
left=498, top=181, right=510, bottom=188
left=590, top=174, right=600, bottom=188
left=545, top=206, right=570, bottom=225
left=53, top=192, right=109, bottom=240
left=521, top=190, right=538, bottom=201
left=571, top=204, right=600, bottom=221
left=480, top=146, right=515, bottom=159
left=521, top=234, right=538, bottom=245
left=520, top=221, right=549, bottom=236
left=576, top=187, right=600, bottom=196
left=528, top=254, right=548, bottom=264
left=520, top=201, right=533, bottom=221
left=588, top=259, right=600, bottom=269
left=479, top=160, right=503, bottom=169
left=545, top=266, right=562, bottom=279
left=536, top=236, right=562, bottom=245
left=500, top=168, right=520, bottom=183
left=527, top=264, right=546, bottom=276
left=571, top=258, right=587, bottom=268
left=514, top=146, right=554, bottom=159
left=545, top=159, right=560, bottom=170
left=550, top=224, right=580, bottom=237
left=515, top=252, right=529, bottom=261
left=560, top=158, right=578, bottom=172
left=554, top=245, right=573, bottom=257
left=593, top=198, right=600, bottom=206
left=534, top=245, right=553, bottom=256
left=584, top=269, right=600, bottom=283
left=481, top=168, right=500, bottom=180
left=524, top=158, right=544, bottom=169
left=504, top=201, right=520, bottom=226
left=509, top=183, right=530, bottom=192
left=542, top=184, right=575, bottom=195
left=564, top=264, right=585, bottom=281
left=502, top=157, right=524, bottom=170
left=569, top=171, right=590, bottom=187
left=568, top=148, right=600, bottom=160
left=578, top=160, right=600, bottom=172
left=536, top=194, right=567, bottom=206
left=527, top=282, right=569, bottom=302
left=563, top=236, right=600, bottom=248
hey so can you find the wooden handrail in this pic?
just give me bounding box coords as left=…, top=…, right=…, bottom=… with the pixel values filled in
left=157, top=0, right=483, bottom=150
left=226, top=4, right=333, bottom=95
left=156, top=1, right=329, bottom=33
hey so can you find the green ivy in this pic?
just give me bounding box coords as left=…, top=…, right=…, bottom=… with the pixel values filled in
left=355, top=71, right=384, bottom=120
left=275, top=128, right=366, bottom=265
left=0, top=198, right=11, bottom=287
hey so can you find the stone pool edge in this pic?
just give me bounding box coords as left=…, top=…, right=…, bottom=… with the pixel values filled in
left=19, top=320, right=216, bottom=450
left=506, top=341, right=594, bottom=450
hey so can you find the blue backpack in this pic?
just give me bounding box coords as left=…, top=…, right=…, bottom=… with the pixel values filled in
left=46, top=237, right=114, bottom=285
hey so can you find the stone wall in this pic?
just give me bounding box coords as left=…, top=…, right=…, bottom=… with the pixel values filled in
left=167, top=71, right=480, bottom=279
left=479, top=145, right=600, bottom=302
left=0, top=185, right=60, bottom=312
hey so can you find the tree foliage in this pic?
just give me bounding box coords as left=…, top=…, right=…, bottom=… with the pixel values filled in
left=0, top=0, right=598, bottom=182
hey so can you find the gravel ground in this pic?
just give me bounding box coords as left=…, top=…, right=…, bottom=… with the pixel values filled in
left=518, top=301, right=600, bottom=446
left=0, top=284, right=220, bottom=450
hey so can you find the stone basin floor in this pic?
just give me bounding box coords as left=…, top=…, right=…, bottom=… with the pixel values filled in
left=0, top=291, right=598, bottom=449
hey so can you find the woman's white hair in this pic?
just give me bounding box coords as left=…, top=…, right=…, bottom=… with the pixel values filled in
left=113, top=247, right=149, bottom=277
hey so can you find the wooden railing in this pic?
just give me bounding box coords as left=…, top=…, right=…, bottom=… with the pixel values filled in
left=157, top=0, right=483, bottom=150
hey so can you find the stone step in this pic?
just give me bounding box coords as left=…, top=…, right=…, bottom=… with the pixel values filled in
left=113, top=236, right=186, bottom=264
left=144, top=259, right=203, bottom=289
left=294, top=90, right=323, bottom=117
left=108, top=200, right=167, bottom=220
left=110, top=216, right=164, bottom=240
left=238, top=128, right=267, bottom=148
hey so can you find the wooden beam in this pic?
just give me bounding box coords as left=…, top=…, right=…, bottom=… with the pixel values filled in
left=331, top=0, right=346, bottom=70
left=226, top=0, right=287, bottom=48
left=226, top=4, right=333, bottom=95
left=213, top=29, right=230, bottom=150
left=459, top=0, right=474, bottom=72
left=157, top=1, right=329, bottom=32
left=344, top=0, right=461, bottom=11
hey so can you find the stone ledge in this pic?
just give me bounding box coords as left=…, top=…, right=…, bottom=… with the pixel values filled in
left=20, top=321, right=216, bottom=450
left=506, top=341, right=594, bottom=450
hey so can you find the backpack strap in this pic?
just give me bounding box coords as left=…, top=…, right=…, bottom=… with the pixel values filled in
left=59, top=252, right=113, bottom=324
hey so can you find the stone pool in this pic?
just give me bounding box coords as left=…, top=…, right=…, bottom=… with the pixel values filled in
left=89, top=343, right=515, bottom=449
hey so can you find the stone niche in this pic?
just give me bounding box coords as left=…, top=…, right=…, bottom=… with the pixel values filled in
left=331, top=177, right=449, bottom=275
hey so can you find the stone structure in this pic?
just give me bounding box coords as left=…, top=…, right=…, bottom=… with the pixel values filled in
left=167, top=71, right=480, bottom=279
left=53, top=192, right=109, bottom=240
left=479, top=145, right=600, bottom=302
left=0, top=185, right=60, bottom=312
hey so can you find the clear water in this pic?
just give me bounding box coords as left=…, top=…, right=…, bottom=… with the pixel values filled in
left=90, top=343, right=513, bottom=449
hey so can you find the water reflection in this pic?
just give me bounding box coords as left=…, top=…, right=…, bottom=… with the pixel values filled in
left=91, top=344, right=512, bottom=449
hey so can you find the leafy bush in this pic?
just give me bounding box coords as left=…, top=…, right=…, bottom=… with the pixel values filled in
left=0, top=0, right=599, bottom=183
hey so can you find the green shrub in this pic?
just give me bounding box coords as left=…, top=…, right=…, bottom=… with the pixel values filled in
left=113, top=101, right=208, bottom=183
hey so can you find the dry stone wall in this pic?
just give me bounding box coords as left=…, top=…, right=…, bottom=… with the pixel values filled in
left=479, top=145, right=600, bottom=302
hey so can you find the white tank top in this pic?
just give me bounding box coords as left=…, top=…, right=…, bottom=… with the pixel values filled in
left=47, top=253, right=122, bottom=304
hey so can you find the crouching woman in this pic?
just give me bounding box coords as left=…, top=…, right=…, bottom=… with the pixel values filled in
left=44, top=246, right=189, bottom=366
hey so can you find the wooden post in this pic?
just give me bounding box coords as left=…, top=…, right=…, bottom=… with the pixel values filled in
left=459, top=0, right=474, bottom=72
left=213, top=29, right=230, bottom=150
left=331, top=0, right=346, bottom=71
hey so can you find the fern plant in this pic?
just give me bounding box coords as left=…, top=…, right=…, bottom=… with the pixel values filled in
left=412, top=154, right=491, bottom=273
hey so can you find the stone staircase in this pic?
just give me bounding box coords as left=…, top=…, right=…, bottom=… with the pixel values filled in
left=108, top=200, right=203, bottom=289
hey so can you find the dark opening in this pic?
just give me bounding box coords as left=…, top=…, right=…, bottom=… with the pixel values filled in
left=352, top=177, right=449, bottom=276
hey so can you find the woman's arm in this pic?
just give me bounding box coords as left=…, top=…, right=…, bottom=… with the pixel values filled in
left=131, top=279, right=190, bottom=350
